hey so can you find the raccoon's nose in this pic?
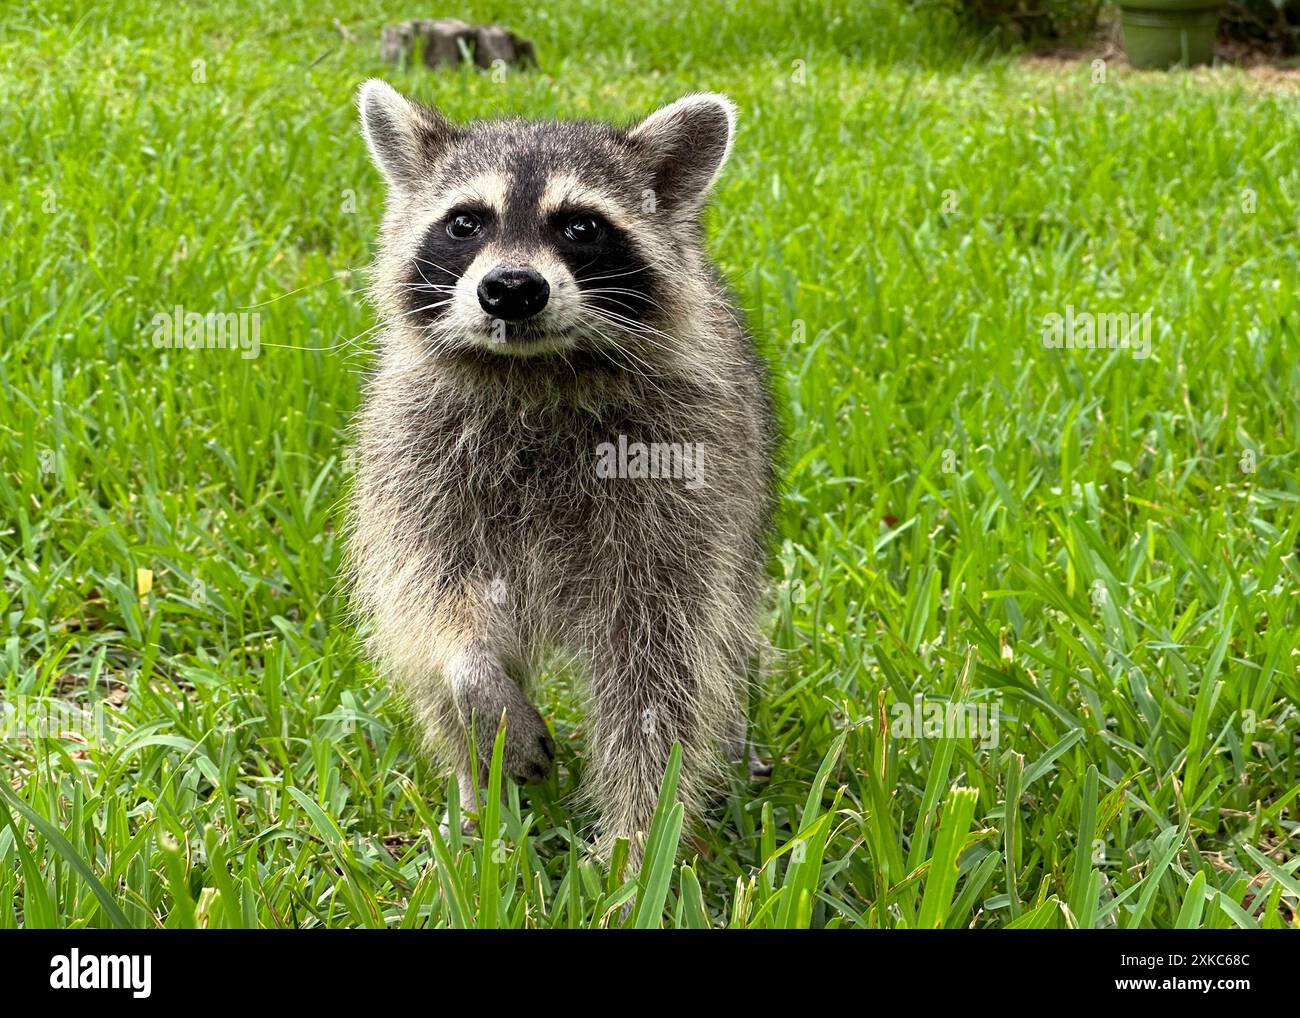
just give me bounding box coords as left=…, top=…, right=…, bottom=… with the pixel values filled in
left=477, top=266, right=550, bottom=321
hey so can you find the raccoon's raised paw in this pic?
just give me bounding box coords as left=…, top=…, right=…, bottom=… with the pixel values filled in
left=485, top=701, right=554, bottom=786
left=456, top=670, right=555, bottom=786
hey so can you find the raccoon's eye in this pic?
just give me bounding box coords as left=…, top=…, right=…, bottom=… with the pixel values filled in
left=562, top=214, right=603, bottom=244
left=447, top=213, right=482, bottom=240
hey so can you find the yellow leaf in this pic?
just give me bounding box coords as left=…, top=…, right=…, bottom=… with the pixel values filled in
left=136, top=568, right=153, bottom=597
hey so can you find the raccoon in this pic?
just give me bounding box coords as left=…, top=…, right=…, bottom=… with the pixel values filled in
left=346, top=80, right=778, bottom=863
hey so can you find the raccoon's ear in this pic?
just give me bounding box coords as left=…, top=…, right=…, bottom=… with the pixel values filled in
left=357, top=79, right=459, bottom=190
left=626, top=93, right=736, bottom=213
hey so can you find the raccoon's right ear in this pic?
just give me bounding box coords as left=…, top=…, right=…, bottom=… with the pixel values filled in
left=357, top=79, right=459, bottom=190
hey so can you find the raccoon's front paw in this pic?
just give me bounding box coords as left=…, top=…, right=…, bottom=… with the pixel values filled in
left=469, top=700, right=554, bottom=786
left=453, top=663, right=555, bottom=785
left=500, top=703, right=555, bottom=785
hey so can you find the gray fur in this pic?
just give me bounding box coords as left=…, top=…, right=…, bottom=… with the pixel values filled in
left=345, top=81, right=778, bottom=864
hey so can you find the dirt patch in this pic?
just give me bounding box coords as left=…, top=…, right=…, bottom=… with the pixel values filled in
left=1020, top=20, right=1300, bottom=91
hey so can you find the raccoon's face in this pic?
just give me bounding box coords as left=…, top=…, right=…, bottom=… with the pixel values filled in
left=358, top=80, right=735, bottom=361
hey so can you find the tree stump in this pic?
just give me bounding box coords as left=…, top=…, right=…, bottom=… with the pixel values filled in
left=380, top=18, right=538, bottom=70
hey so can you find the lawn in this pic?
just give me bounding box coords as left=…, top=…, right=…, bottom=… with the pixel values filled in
left=1, top=0, right=1297, bottom=929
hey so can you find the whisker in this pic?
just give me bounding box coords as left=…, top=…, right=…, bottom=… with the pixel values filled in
left=238, top=269, right=365, bottom=310
left=580, top=288, right=670, bottom=314
left=574, top=257, right=669, bottom=286
left=413, top=255, right=464, bottom=280
left=580, top=306, right=730, bottom=388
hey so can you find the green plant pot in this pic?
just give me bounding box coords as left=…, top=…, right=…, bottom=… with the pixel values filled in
left=1120, top=0, right=1221, bottom=69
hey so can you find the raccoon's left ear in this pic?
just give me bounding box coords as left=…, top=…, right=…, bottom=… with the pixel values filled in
left=626, top=93, right=736, bottom=213
left=357, top=79, right=460, bottom=191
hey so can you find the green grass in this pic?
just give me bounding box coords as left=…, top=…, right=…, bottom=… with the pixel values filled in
left=1, top=0, right=1298, bottom=928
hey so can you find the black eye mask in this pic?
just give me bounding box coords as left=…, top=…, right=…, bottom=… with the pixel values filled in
left=548, top=211, right=657, bottom=324
left=403, top=208, right=496, bottom=324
